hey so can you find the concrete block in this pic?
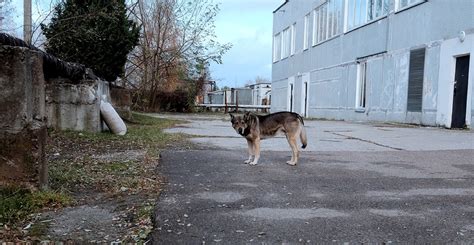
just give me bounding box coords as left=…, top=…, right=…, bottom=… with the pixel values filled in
left=46, top=79, right=102, bottom=132
left=0, top=46, right=47, bottom=188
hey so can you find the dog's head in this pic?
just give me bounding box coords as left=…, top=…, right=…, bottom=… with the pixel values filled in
left=230, top=112, right=251, bottom=136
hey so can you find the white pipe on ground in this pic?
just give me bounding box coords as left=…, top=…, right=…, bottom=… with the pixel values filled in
left=100, top=101, right=127, bottom=135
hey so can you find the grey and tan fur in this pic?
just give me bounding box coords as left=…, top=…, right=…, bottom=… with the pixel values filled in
left=230, top=111, right=308, bottom=166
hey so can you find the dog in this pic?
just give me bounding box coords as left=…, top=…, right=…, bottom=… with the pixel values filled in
left=230, top=111, right=307, bottom=166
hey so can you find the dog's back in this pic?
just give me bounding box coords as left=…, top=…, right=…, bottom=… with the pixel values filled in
left=230, top=111, right=308, bottom=165
left=257, top=112, right=307, bottom=148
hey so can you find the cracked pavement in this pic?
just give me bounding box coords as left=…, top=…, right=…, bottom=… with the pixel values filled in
left=149, top=113, right=474, bottom=243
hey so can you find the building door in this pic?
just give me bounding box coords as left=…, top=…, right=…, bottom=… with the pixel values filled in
left=303, top=82, right=308, bottom=117
left=451, top=55, right=470, bottom=128
left=289, top=83, right=294, bottom=112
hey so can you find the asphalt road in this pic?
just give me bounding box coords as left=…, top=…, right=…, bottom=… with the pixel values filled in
left=150, top=114, right=474, bottom=244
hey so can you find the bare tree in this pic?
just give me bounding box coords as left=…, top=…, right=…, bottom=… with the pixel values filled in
left=0, top=0, right=58, bottom=48
left=31, top=0, right=58, bottom=47
left=126, top=0, right=231, bottom=111
left=0, top=0, right=17, bottom=34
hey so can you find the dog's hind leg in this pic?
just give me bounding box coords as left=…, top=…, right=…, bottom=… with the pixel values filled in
left=245, top=139, right=254, bottom=164
left=249, top=138, right=260, bottom=165
left=286, top=135, right=299, bottom=166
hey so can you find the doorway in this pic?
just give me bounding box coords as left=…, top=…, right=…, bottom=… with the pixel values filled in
left=303, top=81, right=308, bottom=117
left=451, top=55, right=470, bottom=128
left=289, top=83, right=294, bottom=112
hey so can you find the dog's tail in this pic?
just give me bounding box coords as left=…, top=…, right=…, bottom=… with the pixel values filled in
left=297, top=115, right=308, bottom=149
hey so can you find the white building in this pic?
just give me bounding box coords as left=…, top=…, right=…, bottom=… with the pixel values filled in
left=271, top=0, right=473, bottom=129
left=205, top=84, right=271, bottom=106
left=248, top=83, right=272, bottom=105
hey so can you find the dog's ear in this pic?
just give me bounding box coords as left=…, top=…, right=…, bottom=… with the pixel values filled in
left=243, top=111, right=251, bottom=121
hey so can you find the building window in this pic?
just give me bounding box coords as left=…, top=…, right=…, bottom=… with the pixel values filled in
left=281, top=27, right=291, bottom=59
left=313, top=0, right=343, bottom=45
left=303, top=13, right=310, bottom=50
left=312, top=9, right=318, bottom=46
left=290, top=23, right=296, bottom=55
left=407, top=48, right=426, bottom=112
left=356, top=61, right=367, bottom=109
left=346, top=0, right=389, bottom=31
left=397, top=0, right=424, bottom=11
left=273, top=33, right=281, bottom=62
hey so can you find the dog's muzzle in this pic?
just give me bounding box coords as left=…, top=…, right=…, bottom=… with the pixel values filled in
left=238, top=128, right=243, bottom=135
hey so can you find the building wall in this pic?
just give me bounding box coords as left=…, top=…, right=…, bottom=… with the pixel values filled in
left=251, top=84, right=272, bottom=105
left=271, top=0, right=474, bottom=128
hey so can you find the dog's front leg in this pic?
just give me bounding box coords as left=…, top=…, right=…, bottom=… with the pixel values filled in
left=244, top=139, right=254, bottom=164
left=249, top=138, right=260, bottom=165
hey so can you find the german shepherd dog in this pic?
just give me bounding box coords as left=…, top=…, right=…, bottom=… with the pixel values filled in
left=230, top=111, right=307, bottom=166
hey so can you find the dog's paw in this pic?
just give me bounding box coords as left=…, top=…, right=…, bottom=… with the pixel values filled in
left=249, top=161, right=258, bottom=166
left=286, top=161, right=297, bottom=166
left=244, top=159, right=251, bottom=164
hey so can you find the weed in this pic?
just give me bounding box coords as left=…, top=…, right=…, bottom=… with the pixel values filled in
left=0, top=187, right=71, bottom=225
left=3, top=113, right=188, bottom=239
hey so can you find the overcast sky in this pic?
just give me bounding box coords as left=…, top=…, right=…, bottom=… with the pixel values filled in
left=6, top=0, right=283, bottom=88
left=211, top=0, right=282, bottom=88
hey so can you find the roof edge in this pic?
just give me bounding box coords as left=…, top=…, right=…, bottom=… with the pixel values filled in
left=272, top=0, right=289, bottom=13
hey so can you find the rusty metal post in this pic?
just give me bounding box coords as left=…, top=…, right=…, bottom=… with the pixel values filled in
left=224, top=90, right=228, bottom=113
left=236, top=90, right=239, bottom=112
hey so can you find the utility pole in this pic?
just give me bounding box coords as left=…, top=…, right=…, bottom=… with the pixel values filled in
left=24, top=0, right=32, bottom=44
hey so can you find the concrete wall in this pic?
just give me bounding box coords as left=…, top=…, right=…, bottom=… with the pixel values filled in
left=0, top=46, right=48, bottom=188
left=231, top=88, right=252, bottom=105
left=45, top=79, right=110, bottom=132
left=208, top=91, right=225, bottom=104
left=271, top=0, right=474, bottom=128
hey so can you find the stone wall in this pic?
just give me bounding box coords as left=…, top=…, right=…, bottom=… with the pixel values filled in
left=0, top=46, right=48, bottom=188
left=45, top=78, right=108, bottom=132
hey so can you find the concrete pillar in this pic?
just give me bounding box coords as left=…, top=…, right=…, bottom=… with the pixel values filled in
left=0, top=46, right=48, bottom=189
left=45, top=78, right=102, bottom=132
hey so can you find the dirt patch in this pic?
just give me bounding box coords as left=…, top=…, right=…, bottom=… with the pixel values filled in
left=0, top=113, right=187, bottom=243
left=0, top=127, right=48, bottom=188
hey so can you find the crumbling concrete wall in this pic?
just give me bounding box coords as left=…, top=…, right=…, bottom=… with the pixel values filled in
left=45, top=79, right=110, bottom=132
left=110, top=87, right=132, bottom=120
left=0, top=46, right=48, bottom=189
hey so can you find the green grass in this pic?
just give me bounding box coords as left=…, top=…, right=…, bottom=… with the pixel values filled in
left=48, top=113, right=188, bottom=190
left=106, top=161, right=130, bottom=172
left=48, top=161, right=94, bottom=190
left=60, top=112, right=186, bottom=147
left=0, top=187, right=71, bottom=225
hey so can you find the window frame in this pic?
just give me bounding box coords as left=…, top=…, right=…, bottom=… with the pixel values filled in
left=290, top=23, right=296, bottom=56
left=281, top=27, right=291, bottom=59
left=344, top=0, right=390, bottom=33
left=312, top=0, right=342, bottom=46
left=273, top=32, right=281, bottom=63
left=312, top=9, right=318, bottom=46
left=303, top=13, right=310, bottom=50
left=395, top=0, right=425, bottom=12
left=356, top=61, right=368, bottom=110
